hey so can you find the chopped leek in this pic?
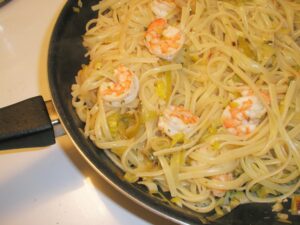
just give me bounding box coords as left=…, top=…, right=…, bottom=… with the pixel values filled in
left=278, top=101, right=286, bottom=115
left=216, top=197, right=225, bottom=206
left=230, top=198, right=240, bottom=208
left=260, top=43, right=275, bottom=62
left=124, top=172, right=139, bottom=183
left=257, top=186, right=277, bottom=198
left=190, top=54, right=200, bottom=62
left=223, top=191, right=231, bottom=205
left=156, top=80, right=166, bottom=99
left=232, top=75, right=243, bottom=83
left=238, top=37, right=256, bottom=60
left=123, top=112, right=141, bottom=138
left=111, top=147, right=126, bottom=157
left=94, top=62, right=102, bottom=70
left=72, top=7, right=80, bottom=13
left=230, top=101, right=239, bottom=108
left=171, top=197, right=182, bottom=206
left=171, top=133, right=185, bottom=146
left=250, top=183, right=261, bottom=192
left=139, top=180, right=158, bottom=194
left=215, top=206, right=224, bottom=216
left=150, top=137, right=171, bottom=151
left=208, top=126, right=217, bottom=135
left=272, top=201, right=283, bottom=212
left=211, top=141, right=221, bottom=150
left=107, top=112, right=141, bottom=139
left=142, top=110, right=158, bottom=122
left=201, top=122, right=221, bottom=141
left=107, top=113, right=120, bottom=137
left=231, top=191, right=249, bottom=204
left=137, top=159, right=155, bottom=172
left=155, top=72, right=172, bottom=101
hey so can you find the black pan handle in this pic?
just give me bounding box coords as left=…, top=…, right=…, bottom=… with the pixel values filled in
left=0, top=96, right=64, bottom=150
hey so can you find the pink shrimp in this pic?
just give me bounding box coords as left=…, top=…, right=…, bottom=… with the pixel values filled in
left=158, top=105, right=199, bottom=137
left=100, top=65, right=139, bottom=107
left=145, top=18, right=185, bottom=60
left=222, top=90, right=268, bottom=136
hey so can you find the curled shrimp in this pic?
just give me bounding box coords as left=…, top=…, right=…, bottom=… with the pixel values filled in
left=158, top=105, right=199, bottom=137
left=100, top=65, right=139, bottom=107
left=151, top=0, right=177, bottom=18
left=222, top=90, right=268, bottom=136
left=211, top=173, right=233, bottom=198
left=145, top=18, right=185, bottom=60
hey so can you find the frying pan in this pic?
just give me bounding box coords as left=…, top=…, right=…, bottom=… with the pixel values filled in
left=0, top=1, right=299, bottom=224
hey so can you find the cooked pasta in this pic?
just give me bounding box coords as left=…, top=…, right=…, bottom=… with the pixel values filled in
left=71, top=0, right=300, bottom=217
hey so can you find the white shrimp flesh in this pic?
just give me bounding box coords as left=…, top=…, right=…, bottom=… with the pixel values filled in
left=151, top=0, right=177, bottom=18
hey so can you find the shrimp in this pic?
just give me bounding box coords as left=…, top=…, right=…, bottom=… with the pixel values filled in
left=158, top=105, right=199, bottom=137
left=151, top=0, right=177, bottom=18
left=221, top=90, right=267, bottom=136
left=100, top=65, right=139, bottom=107
left=211, top=173, right=233, bottom=198
left=145, top=18, right=185, bottom=60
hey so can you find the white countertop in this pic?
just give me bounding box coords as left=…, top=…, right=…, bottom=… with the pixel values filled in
left=0, top=1, right=176, bottom=224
